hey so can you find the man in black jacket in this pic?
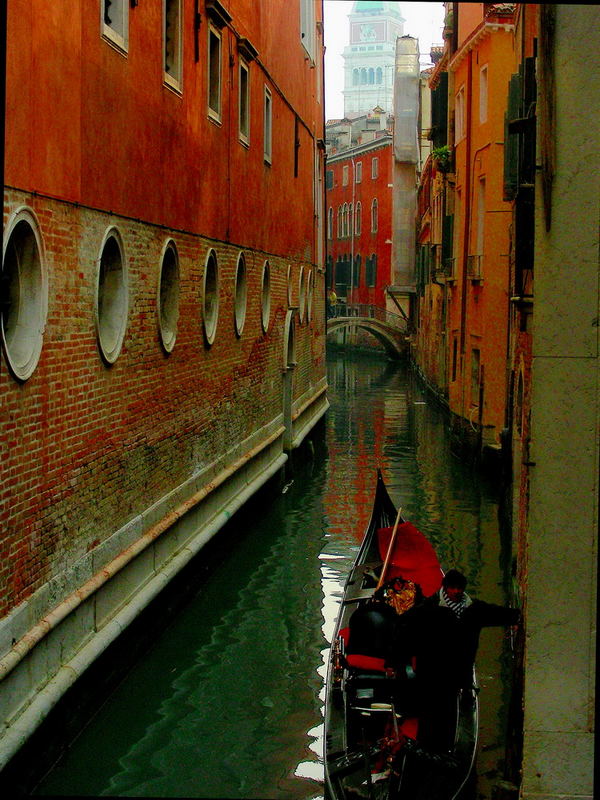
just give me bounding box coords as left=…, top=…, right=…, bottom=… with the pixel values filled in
left=402, top=569, right=520, bottom=751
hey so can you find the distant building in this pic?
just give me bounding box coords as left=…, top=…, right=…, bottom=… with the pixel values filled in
left=343, top=0, right=406, bottom=116
left=325, top=106, right=393, bottom=156
left=326, top=134, right=394, bottom=308
left=0, top=0, right=327, bottom=785
left=390, top=36, right=421, bottom=322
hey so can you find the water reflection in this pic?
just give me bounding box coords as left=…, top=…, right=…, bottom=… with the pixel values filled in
left=37, top=353, right=513, bottom=799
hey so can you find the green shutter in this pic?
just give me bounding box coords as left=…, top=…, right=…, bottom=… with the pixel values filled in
left=504, top=73, right=521, bottom=200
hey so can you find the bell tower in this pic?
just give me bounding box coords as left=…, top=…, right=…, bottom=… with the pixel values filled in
left=342, top=1, right=406, bottom=117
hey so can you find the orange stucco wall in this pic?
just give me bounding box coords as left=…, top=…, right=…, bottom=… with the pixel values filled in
left=446, top=14, right=515, bottom=444
left=6, top=0, right=323, bottom=261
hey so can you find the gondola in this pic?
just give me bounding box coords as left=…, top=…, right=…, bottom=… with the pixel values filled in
left=324, top=470, right=478, bottom=800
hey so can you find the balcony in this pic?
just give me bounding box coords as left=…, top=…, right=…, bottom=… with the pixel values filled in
left=444, top=257, right=456, bottom=282
left=467, top=254, right=483, bottom=283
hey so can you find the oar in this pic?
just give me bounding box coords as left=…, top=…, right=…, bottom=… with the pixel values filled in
left=377, top=506, right=403, bottom=589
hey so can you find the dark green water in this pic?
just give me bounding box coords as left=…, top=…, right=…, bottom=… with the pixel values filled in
left=36, top=353, right=515, bottom=799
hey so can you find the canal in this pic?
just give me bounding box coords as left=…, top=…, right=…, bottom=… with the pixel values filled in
left=36, top=352, right=516, bottom=799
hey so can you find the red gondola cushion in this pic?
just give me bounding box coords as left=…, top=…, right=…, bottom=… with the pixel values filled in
left=345, top=653, right=387, bottom=673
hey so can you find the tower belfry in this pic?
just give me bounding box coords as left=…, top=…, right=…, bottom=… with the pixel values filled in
left=342, top=1, right=405, bottom=117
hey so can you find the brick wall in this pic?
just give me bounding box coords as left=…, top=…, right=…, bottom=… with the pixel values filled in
left=0, top=190, right=326, bottom=621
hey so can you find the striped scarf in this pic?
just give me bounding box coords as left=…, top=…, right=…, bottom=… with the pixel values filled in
left=439, top=587, right=472, bottom=618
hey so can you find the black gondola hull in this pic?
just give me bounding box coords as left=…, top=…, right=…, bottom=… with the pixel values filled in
left=323, top=471, right=478, bottom=800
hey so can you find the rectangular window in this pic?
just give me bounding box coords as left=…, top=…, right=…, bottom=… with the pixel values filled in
left=208, top=25, right=222, bottom=121
left=300, top=0, right=316, bottom=62
left=294, top=116, right=300, bottom=178
left=371, top=198, right=378, bottom=232
left=372, top=157, right=379, bottom=179
left=366, top=254, right=377, bottom=287
left=355, top=161, right=363, bottom=183
left=471, top=348, right=481, bottom=404
left=326, top=170, right=334, bottom=190
left=239, top=59, right=250, bottom=143
left=264, top=86, right=272, bottom=163
left=479, top=65, right=488, bottom=123
left=102, top=0, right=128, bottom=52
left=342, top=165, right=349, bottom=186
left=476, top=177, right=486, bottom=255
left=164, top=0, right=182, bottom=89
left=355, top=202, right=362, bottom=235
left=452, top=337, right=458, bottom=382
left=455, top=86, right=465, bottom=141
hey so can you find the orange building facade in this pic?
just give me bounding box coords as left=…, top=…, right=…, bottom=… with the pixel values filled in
left=414, top=3, right=516, bottom=462
left=1, top=0, right=327, bottom=781
left=414, top=6, right=597, bottom=798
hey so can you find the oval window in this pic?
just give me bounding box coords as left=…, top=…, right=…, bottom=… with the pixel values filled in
left=203, top=249, right=220, bottom=345
left=96, top=229, right=128, bottom=364
left=158, top=241, right=180, bottom=353
left=234, top=252, right=247, bottom=337
left=287, top=264, right=293, bottom=307
left=298, top=267, right=307, bottom=323
left=1, top=208, right=47, bottom=380
left=261, top=260, right=271, bottom=333
left=307, top=269, right=314, bottom=323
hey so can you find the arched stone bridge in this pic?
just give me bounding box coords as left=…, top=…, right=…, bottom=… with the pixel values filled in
left=326, top=303, right=410, bottom=358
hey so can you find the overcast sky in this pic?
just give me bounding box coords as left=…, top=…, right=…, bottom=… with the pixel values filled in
left=323, top=1, right=446, bottom=119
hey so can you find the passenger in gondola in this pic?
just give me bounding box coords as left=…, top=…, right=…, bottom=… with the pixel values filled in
left=345, top=587, right=402, bottom=674
left=402, top=569, right=520, bottom=753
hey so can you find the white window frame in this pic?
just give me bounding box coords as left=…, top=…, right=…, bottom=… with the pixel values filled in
left=300, top=0, right=316, bottom=62
left=342, top=164, right=349, bottom=186
left=164, top=0, right=183, bottom=91
left=355, top=201, right=362, bottom=235
left=208, top=23, right=222, bottom=123
left=355, top=161, right=363, bottom=183
left=372, top=157, right=379, bottom=179
left=264, top=86, right=273, bottom=164
left=203, top=248, right=220, bottom=345
left=96, top=227, right=128, bottom=365
left=234, top=251, right=248, bottom=337
left=298, top=267, right=307, bottom=323
left=479, top=65, right=488, bottom=123
left=456, top=86, right=465, bottom=141
left=239, top=57, right=250, bottom=145
left=1, top=207, right=48, bottom=381
left=101, top=0, right=128, bottom=53
left=158, top=239, right=180, bottom=353
left=261, top=260, right=271, bottom=333
left=371, top=198, right=378, bottom=233
left=476, top=177, right=486, bottom=255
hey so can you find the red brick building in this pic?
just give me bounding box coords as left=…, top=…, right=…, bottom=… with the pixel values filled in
left=325, top=133, right=393, bottom=309
left=0, top=0, right=327, bottom=777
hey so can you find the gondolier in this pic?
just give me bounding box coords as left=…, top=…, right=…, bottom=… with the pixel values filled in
left=411, top=569, right=520, bottom=699
left=324, top=472, right=480, bottom=800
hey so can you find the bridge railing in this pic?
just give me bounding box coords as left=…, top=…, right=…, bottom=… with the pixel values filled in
left=329, top=303, right=408, bottom=332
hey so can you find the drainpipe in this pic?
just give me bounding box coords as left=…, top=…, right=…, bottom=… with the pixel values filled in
left=460, top=50, right=473, bottom=420
left=350, top=156, right=356, bottom=306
